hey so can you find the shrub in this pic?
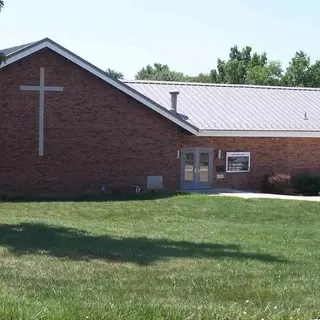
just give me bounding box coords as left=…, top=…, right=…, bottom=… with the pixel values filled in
left=293, top=173, right=320, bottom=196
left=261, top=173, right=291, bottom=194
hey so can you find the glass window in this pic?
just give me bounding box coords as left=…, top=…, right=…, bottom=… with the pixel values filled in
left=199, top=152, right=209, bottom=182
left=226, top=152, right=250, bottom=173
left=184, top=152, right=195, bottom=182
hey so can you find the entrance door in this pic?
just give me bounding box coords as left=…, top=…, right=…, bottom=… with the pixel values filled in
left=181, top=149, right=213, bottom=189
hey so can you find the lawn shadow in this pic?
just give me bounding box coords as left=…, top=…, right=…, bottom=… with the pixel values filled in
left=0, top=223, right=288, bottom=265
left=1, top=192, right=185, bottom=203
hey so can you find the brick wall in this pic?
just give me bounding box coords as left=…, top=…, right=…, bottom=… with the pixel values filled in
left=180, top=135, right=320, bottom=189
left=0, top=49, right=182, bottom=196
left=1, top=48, right=320, bottom=196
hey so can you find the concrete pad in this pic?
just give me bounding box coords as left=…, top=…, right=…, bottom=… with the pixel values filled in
left=182, top=189, right=320, bottom=202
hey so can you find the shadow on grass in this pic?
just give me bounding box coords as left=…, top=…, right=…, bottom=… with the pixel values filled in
left=0, top=223, right=288, bottom=265
left=1, top=192, right=186, bottom=203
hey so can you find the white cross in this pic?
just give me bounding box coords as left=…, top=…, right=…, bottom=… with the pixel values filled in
left=20, top=67, right=64, bottom=156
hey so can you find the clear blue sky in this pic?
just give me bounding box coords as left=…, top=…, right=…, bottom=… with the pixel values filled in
left=1, top=0, right=320, bottom=79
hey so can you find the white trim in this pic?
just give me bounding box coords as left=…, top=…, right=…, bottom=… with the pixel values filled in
left=197, top=130, right=320, bottom=138
left=124, top=80, right=320, bottom=91
left=1, top=44, right=46, bottom=67
left=226, top=152, right=251, bottom=173
left=2, top=39, right=198, bottom=135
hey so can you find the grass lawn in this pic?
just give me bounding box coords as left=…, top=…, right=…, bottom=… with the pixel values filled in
left=0, top=195, right=319, bottom=319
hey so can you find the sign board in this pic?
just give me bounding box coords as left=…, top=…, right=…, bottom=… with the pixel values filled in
left=226, top=152, right=250, bottom=173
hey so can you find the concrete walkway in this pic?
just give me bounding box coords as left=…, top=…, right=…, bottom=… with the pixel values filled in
left=184, top=188, right=320, bottom=202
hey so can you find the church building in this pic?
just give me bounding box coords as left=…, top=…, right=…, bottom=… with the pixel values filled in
left=1, top=38, right=320, bottom=196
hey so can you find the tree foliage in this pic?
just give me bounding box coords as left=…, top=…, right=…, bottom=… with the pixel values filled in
left=106, top=68, right=124, bottom=80
left=307, top=60, right=320, bottom=87
left=247, top=61, right=282, bottom=86
left=282, top=51, right=310, bottom=87
left=135, top=46, right=284, bottom=86
left=134, top=45, right=320, bottom=88
left=135, top=63, right=186, bottom=81
left=281, top=51, right=320, bottom=87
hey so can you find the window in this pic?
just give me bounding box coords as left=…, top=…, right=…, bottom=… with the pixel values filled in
left=226, top=152, right=250, bottom=173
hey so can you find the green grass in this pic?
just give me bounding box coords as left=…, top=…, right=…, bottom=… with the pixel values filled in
left=0, top=195, right=319, bottom=319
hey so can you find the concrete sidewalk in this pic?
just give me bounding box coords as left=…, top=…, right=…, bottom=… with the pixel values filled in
left=184, top=188, right=320, bottom=202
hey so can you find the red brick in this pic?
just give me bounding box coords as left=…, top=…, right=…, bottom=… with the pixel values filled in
left=0, top=49, right=182, bottom=195
left=180, top=135, right=320, bottom=189
left=1, top=49, right=320, bottom=195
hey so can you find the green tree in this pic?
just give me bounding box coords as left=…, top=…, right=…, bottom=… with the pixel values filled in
left=246, top=61, right=282, bottom=86
left=224, top=46, right=252, bottom=83
left=306, top=60, right=320, bottom=87
left=216, top=59, right=226, bottom=83
left=187, top=70, right=218, bottom=83
left=208, top=45, right=283, bottom=86
left=106, top=68, right=124, bottom=80
left=282, top=51, right=310, bottom=87
left=212, top=45, right=276, bottom=85
left=135, top=63, right=186, bottom=81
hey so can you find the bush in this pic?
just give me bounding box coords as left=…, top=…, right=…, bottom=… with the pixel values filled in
left=261, top=173, right=291, bottom=194
left=293, top=173, right=320, bottom=196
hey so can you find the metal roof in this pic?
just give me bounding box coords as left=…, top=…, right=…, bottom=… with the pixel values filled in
left=0, top=42, right=35, bottom=56
left=125, top=80, right=320, bottom=131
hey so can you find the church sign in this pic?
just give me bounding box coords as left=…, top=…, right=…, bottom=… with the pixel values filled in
left=226, top=152, right=251, bottom=173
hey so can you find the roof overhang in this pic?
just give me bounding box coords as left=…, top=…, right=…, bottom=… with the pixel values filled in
left=198, top=130, right=320, bottom=138
left=1, top=38, right=199, bottom=135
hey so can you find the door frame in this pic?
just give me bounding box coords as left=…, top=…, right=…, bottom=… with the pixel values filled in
left=180, top=148, right=213, bottom=190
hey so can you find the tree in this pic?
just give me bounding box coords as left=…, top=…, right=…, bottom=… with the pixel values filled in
left=135, top=63, right=186, bottom=81
left=216, top=59, right=226, bottom=83
left=246, top=61, right=282, bottom=86
left=221, top=46, right=252, bottom=83
left=211, top=45, right=277, bottom=85
left=187, top=70, right=218, bottom=83
left=306, top=60, right=320, bottom=87
left=204, top=45, right=283, bottom=86
left=120, top=45, right=320, bottom=87
left=282, top=51, right=310, bottom=87
left=106, top=68, right=124, bottom=80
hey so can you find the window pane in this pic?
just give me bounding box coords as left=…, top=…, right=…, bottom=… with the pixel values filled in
left=184, top=153, right=194, bottom=182
left=199, top=152, right=209, bottom=182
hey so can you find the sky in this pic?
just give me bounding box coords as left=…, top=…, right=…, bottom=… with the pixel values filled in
left=1, top=0, right=320, bottom=79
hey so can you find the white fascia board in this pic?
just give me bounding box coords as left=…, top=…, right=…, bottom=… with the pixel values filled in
left=198, top=130, right=320, bottom=138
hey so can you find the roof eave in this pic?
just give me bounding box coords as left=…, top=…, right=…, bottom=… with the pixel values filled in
left=198, top=130, right=320, bottom=138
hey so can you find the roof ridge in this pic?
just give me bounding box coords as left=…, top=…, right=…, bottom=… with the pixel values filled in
left=124, top=80, right=320, bottom=91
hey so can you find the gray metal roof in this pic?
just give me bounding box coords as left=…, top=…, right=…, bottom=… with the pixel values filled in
left=125, top=80, right=320, bottom=131
left=0, top=42, right=35, bottom=56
